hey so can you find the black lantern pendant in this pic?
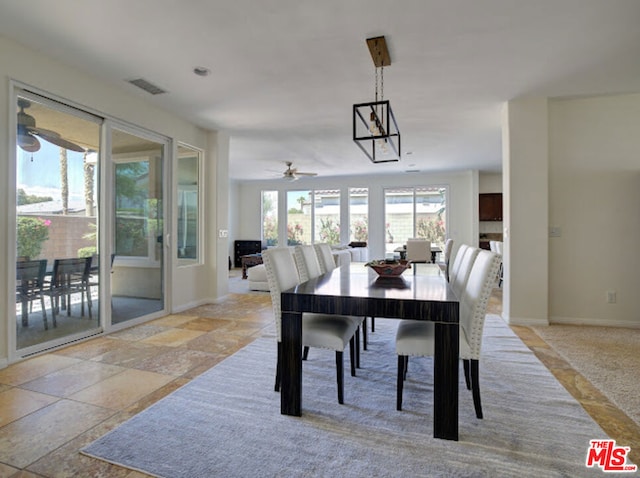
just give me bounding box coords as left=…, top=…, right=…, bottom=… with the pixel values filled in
left=353, top=36, right=401, bottom=163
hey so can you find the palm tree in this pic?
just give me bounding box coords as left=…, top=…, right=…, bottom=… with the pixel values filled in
left=59, top=147, right=68, bottom=215
left=83, top=150, right=95, bottom=216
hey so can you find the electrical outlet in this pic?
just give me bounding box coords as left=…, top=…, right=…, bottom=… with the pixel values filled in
left=218, top=229, right=228, bottom=238
left=606, top=290, right=617, bottom=304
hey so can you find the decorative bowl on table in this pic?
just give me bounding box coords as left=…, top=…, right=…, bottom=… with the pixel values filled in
left=365, top=259, right=411, bottom=277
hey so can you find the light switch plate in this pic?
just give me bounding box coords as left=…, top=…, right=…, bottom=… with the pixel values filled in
left=549, top=226, right=561, bottom=237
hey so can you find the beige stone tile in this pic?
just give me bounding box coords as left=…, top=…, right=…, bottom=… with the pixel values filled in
left=179, top=317, right=228, bottom=332
left=180, top=354, right=226, bottom=380
left=148, top=314, right=198, bottom=327
left=0, top=388, right=59, bottom=427
left=0, top=463, right=20, bottom=478
left=53, top=336, right=128, bottom=360
left=125, top=378, right=189, bottom=415
left=186, top=331, right=254, bottom=354
left=0, top=354, right=81, bottom=386
left=0, top=399, right=114, bottom=469
left=21, top=361, right=125, bottom=397
left=139, top=328, right=205, bottom=347
left=69, top=369, right=174, bottom=410
left=132, top=347, right=216, bottom=376
left=109, top=324, right=169, bottom=342
left=91, top=341, right=171, bottom=368
left=26, top=410, right=137, bottom=478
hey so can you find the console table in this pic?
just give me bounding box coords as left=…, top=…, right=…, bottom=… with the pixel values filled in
left=241, top=253, right=263, bottom=279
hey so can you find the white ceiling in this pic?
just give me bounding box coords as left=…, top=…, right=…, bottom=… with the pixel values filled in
left=2, top=0, right=640, bottom=180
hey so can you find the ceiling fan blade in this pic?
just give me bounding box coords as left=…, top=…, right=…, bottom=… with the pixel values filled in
left=295, top=172, right=318, bottom=176
left=31, top=128, right=85, bottom=152
left=18, top=132, right=41, bottom=152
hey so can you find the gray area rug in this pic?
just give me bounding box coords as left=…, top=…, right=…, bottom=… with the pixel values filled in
left=83, top=315, right=613, bottom=477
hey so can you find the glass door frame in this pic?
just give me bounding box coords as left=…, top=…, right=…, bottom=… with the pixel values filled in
left=102, top=119, right=171, bottom=333
left=9, top=85, right=104, bottom=359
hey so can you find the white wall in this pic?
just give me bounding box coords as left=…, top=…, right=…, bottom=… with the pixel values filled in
left=1, top=36, right=223, bottom=363
left=547, top=94, right=640, bottom=327
left=479, top=173, right=502, bottom=193
left=502, top=98, right=549, bottom=326
left=231, top=170, right=479, bottom=260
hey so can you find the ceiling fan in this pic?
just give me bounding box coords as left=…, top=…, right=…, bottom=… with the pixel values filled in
left=282, top=161, right=318, bottom=181
left=17, top=99, right=85, bottom=153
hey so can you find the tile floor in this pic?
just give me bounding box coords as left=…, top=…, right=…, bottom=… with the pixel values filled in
left=0, top=279, right=637, bottom=476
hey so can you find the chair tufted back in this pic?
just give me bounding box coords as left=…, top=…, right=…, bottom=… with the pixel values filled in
left=459, top=249, right=501, bottom=360
left=406, top=238, right=431, bottom=263
left=448, top=244, right=469, bottom=285
left=443, top=238, right=454, bottom=261
left=313, top=243, right=336, bottom=274
left=263, top=248, right=300, bottom=341
left=450, top=246, right=480, bottom=298
left=294, top=244, right=323, bottom=281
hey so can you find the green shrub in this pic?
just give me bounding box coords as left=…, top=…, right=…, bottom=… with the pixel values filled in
left=78, top=246, right=97, bottom=258
left=17, top=216, right=50, bottom=259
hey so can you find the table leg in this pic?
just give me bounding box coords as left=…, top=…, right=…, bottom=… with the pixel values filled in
left=21, top=297, right=29, bottom=327
left=281, top=310, right=303, bottom=416
left=433, top=320, right=459, bottom=441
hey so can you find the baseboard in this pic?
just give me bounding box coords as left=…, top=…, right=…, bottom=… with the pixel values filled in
left=172, top=298, right=211, bottom=314
left=549, top=316, right=640, bottom=328
left=502, top=315, right=549, bottom=327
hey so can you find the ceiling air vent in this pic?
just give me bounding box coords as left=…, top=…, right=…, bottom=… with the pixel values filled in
left=127, top=78, right=167, bottom=95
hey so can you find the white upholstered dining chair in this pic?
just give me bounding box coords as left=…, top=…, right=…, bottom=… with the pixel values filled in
left=313, top=243, right=337, bottom=274
left=314, top=242, right=373, bottom=351
left=449, top=245, right=480, bottom=298
left=263, top=247, right=360, bottom=404
left=395, top=248, right=501, bottom=418
left=436, top=238, right=454, bottom=281
left=448, top=244, right=470, bottom=289
left=294, top=244, right=365, bottom=365
left=405, top=238, right=432, bottom=275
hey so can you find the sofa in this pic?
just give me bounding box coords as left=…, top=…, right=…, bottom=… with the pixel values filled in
left=247, top=263, right=269, bottom=291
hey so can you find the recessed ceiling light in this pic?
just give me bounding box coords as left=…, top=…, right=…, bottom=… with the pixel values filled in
left=193, top=67, right=211, bottom=77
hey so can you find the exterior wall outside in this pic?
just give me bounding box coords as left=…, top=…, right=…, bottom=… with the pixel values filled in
left=18, top=214, right=95, bottom=261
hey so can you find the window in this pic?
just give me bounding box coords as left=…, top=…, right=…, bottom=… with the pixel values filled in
left=287, top=190, right=311, bottom=245
left=261, top=190, right=278, bottom=246
left=349, top=188, right=368, bottom=243
left=177, top=144, right=201, bottom=262
left=313, top=189, right=340, bottom=244
left=384, top=186, right=447, bottom=253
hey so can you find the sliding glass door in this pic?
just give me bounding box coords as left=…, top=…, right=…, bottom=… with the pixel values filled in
left=110, top=128, right=167, bottom=325
left=13, top=88, right=170, bottom=357
left=15, top=91, right=102, bottom=353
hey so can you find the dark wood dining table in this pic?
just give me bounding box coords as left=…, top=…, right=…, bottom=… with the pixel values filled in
left=280, top=265, right=460, bottom=441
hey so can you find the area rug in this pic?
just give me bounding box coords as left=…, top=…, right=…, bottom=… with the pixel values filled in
left=533, top=323, right=640, bottom=427
left=82, top=315, right=615, bottom=477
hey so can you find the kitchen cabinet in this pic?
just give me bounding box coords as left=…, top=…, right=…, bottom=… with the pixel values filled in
left=479, top=193, right=503, bottom=221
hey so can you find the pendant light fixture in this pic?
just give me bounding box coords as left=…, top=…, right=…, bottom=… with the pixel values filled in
left=353, top=36, right=401, bottom=163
